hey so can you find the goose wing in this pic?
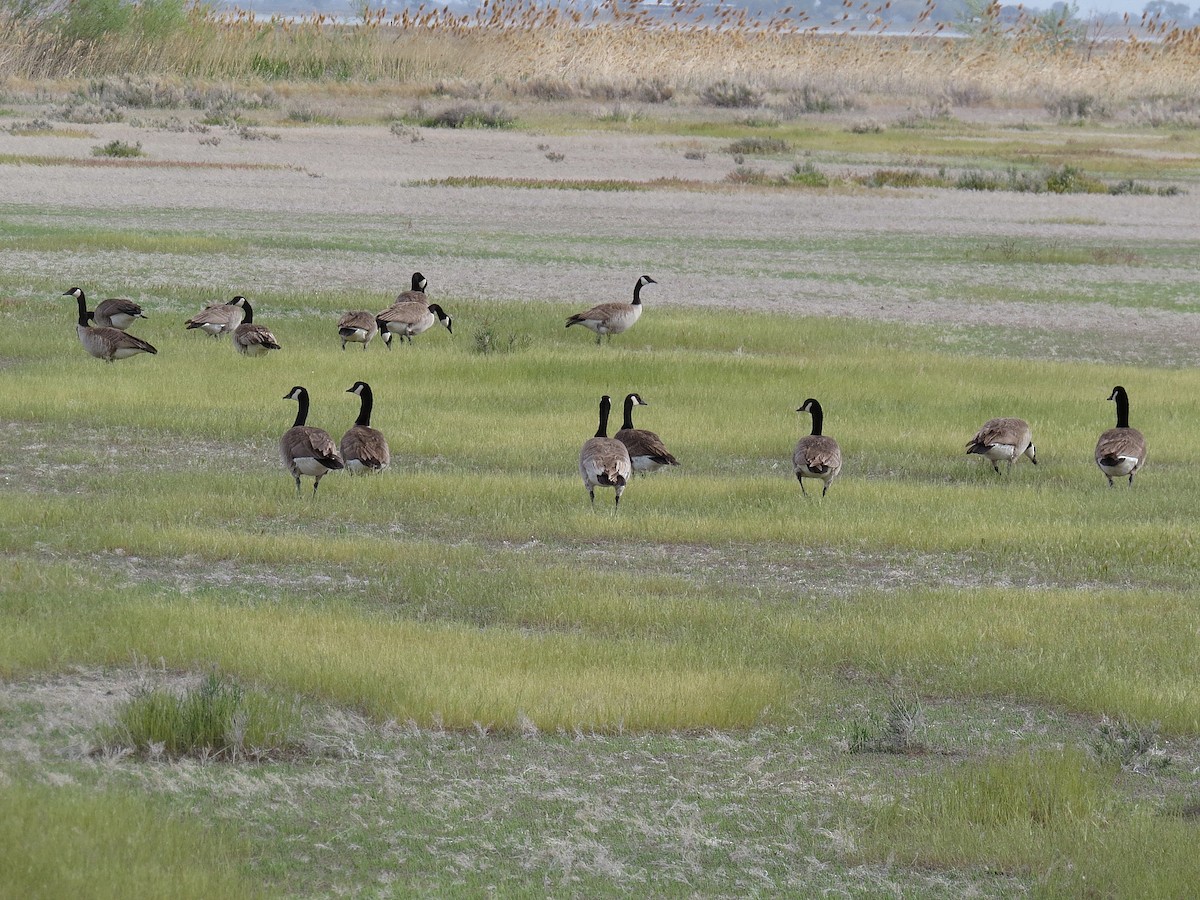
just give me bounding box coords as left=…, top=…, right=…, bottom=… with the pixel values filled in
left=794, top=435, right=841, bottom=474
left=341, top=426, right=390, bottom=470
left=236, top=323, right=281, bottom=350
left=1095, top=427, right=1145, bottom=465
left=580, top=437, right=631, bottom=486
left=615, top=427, right=679, bottom=466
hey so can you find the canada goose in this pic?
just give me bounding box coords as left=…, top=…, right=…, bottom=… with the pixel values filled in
left=281, top=386, right=344, bottom=497
left=393, top=271, right=428, bottom=304
left=65, top=289, right=157, bottom=362
left=63, top=287, right=147, bottom=330
left=565, top=275, right=656, bottom=345
left=376, top=301, right=452, bottom=346
left=793, top=398, right=842, bottom=497
left=233, top=298, right=282, bottom=356
left=185, top=296, right=247, bottom=337
left=341, top=381, right=390, bottom=474
left=1096, top=385, right=1146, bottom=487
left=615, top=392, right=680, bottom=474
left=337, top=310, right=389, bottom=351
left=579, top=395, right=632, bottom=507
left=966, top=417, right=1038, bottom=475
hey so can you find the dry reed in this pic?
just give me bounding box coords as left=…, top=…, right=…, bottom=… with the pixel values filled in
left=1, top=0, right=1199, bottom=106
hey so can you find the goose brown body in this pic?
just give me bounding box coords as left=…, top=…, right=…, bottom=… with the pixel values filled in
left=337, top=310, right=385, bottom=350
left=340, top=381, right=390, bottom=474
left=281, top=386, right=343, bottom=496
left=966, top=417, right=1037, bottom=475
left=793, top=398, right=842, bottom=497
left=64, top=287, right=147, bottom=331
left=65, top=290, right=157, bottom=361
left=579, top=395, right=632, bottom=506
left=614, top=392, right=680, bottom=473
left=1096, top=386, right=1146, bottom=487
left=233, top=298, right=281, bottom=356
left=377, top=301, right=452, bottom=345
left=185, top=297, right=246, bottom=337
left=566, top=275, right=655, bottom=344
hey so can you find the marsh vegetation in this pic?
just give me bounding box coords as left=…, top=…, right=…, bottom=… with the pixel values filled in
left=2, top=10, right=1200, bottom=896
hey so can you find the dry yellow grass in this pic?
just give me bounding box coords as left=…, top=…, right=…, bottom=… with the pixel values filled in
left=3, top=0, right=1200, bottom=105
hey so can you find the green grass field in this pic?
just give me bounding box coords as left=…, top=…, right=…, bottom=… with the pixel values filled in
left=3, top=92, right=1200, bottom=897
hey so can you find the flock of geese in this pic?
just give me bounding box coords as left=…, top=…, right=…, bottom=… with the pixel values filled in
left=59, top=276, right=1147, bottom=503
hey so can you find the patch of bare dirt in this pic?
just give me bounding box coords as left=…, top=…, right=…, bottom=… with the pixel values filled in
left=1, top=122, right=1197, bottom=362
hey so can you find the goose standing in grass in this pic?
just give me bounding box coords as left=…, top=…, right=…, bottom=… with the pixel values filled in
left=966, top=417, right=1038, bottom=475
left=337, top=310, right=389, bottom=351
left=579, top=395, right=632, bottom=507
left=233, top=298, right=282, bottom=356
left=340, top=381, right=390, bottom=474
left=394, top=271, right=428, bottom=304
left=65, top=288, right=157, bottom=362
left=615, top=392, right=680, bottom=474
left=793, top=398, right=842, bottom=497
left=565, top=275, right=656, bottom=345
left=377, top=301, right=452, bottom=346
left=1096, top=385, right=1146, bottom=487
left=185, top=296, right=247, bottom=337
left=281, top=386, right=344, bottom=497
left=63, top=287, right=147, bottom=330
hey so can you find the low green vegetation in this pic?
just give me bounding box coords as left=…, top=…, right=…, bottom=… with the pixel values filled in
left=0, top=783, right=263, bottom=899
left=2, top=98, right=1199, bottom=895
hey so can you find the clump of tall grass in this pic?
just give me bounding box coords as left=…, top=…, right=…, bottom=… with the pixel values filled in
left=1046, top=91, right=1108, bottom=122
left=724, top=136, right=791, bottom=156
left=846, top=689, right=925, bottom=754
left=415, top=103, right=515, bottom=129
left=91, top=139, right=144, bottom=158
left=701, top=80, right=762, bottom=109
left=1090, top=715, right=1170, bottom=772
left=96, top=670, right=303, bottom=760
left=777, top=83, right=858, bottom=115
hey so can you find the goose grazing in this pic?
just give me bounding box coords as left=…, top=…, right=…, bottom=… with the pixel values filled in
left=579, top=395, right=632, bottom=507
left=185, top=296, right=247, bottom=337
left=1096, top=385, right=1146, bottom=487
left=793, top=398, right=842, bottom=497
left=281, top=386, right=344, bottom=497
left=566, top=275, right=655, bottom=345
left=376, top=301, right=452, bottom=346
left=615, top=392, right=680, bottom=474
left=65, top=289, right=157, bottom=362
left=63, top=287, right=147, bottom=330
left=341, top=381, right=390, bottom=474
left=337, top=310, right=388, bottom=351
left=232, top=298, right=282, bottom=356
left=966, top=417, right=1038, bottom=475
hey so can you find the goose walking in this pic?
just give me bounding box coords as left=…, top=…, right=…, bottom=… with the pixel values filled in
left=337, top=310, right=388, bottom=351
left=966, top=417, right=1038, bottom=475
left=341, top=382, right=390, bottom=474
left=566, top=275, right=655, bottom=345
left=185, top=296, right=247, bottom=337
left=377, top=301, right=452, bottom=346
left=579, top=395, right=632, bottom=507
left=65, top=289, right=157, bottom=362
left=615, top=392, right=680, bottom=474
left=233, top=298, right=282, bottom=356
left=63, top=287, right=147, bottom=330
left=793, top=398, right=842, bottom=497
left=1096, top=385, right=1146, bottom=487
left=281, top=386, right=344, bottom=497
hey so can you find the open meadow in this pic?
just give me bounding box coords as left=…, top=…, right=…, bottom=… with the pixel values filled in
left=3, top=22, right=1200, bottom=895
